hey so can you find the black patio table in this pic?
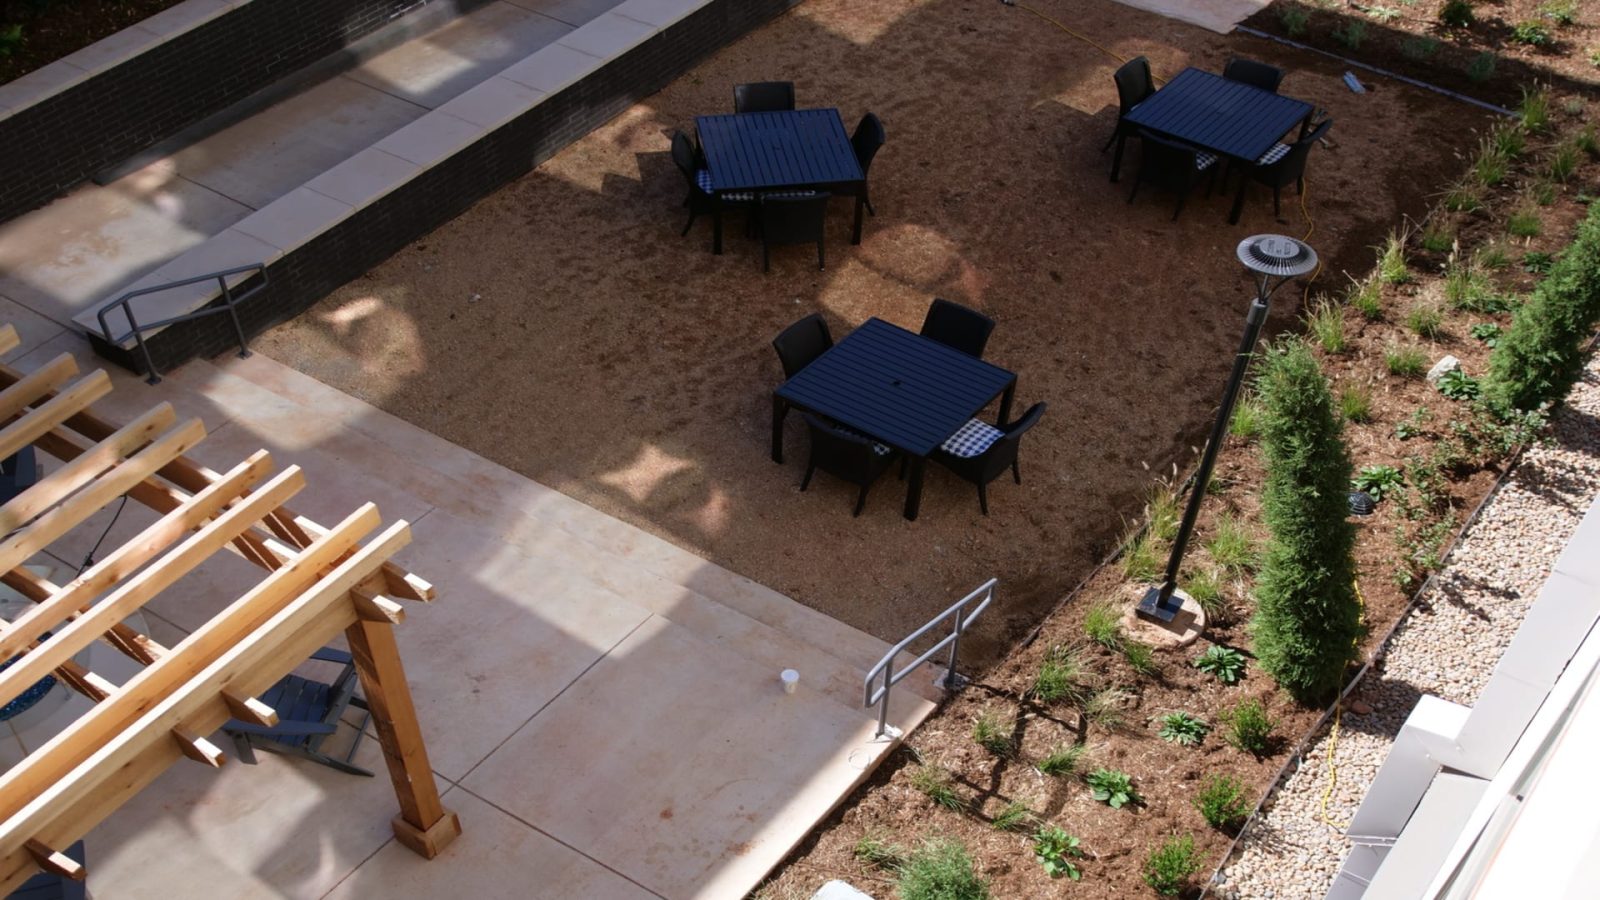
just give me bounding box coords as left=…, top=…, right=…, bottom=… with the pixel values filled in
left=1116, top=67, right=1314, bottom=181
left=695, top=108, right=866, bottom=254
left=772, top=317, right=1017, bottom=520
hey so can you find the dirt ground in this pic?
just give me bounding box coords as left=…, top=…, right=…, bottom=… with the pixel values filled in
left=256, top=0, right=1494, bottom=666
left=0, top=0, right=185, bottom=85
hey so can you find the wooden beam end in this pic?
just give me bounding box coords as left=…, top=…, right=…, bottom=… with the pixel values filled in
left=222, top=691, right=278, bottom=728
left=23, top=841, right=85, bottom=881
left=172, top=727, right=227, bottom=768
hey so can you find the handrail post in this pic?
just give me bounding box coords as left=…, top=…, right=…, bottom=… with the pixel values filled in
left=875, top=662, right=894, bottom=739
left=942, top=607, right=965, bottom=691
left=126, top=306, right=160, bottom=385
left=218, top=274, right=253, bottom=359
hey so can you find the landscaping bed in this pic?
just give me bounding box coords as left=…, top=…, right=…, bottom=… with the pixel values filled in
left=753, top=90, right=1600, bottom=900
left=0, top=0, right=184, bottom=85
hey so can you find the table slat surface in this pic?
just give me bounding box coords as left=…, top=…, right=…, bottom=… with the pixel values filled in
left=1125, top=68, right=1313, bottom=163
left=697, top=109, right=864, bottom=192
left=776, top=318, right=1015, bottom=457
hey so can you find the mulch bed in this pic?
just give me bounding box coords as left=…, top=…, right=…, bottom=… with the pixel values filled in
left=0, top=0, right=185, bottom=86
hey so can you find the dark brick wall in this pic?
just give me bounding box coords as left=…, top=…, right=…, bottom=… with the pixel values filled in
left=92, top=0, right=804, bottom=377
left=0, top=0, right=498, bottom=224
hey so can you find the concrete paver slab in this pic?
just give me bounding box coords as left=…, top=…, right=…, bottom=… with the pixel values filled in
left=348, top=1, right=574, bottom=109
left=1110, top=0, right=1270, bottom=33
left=507, top=0, right=626, bottom=29
left=304, top=148, right=421, bottom=210
left=0, top=297, right=66, bottom=359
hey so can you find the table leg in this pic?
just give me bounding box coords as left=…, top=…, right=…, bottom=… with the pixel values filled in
left=713, top=196, right=724, bottom=255
left=904, top=457, right=926, bottom=521
left=771, top=395, right=788, bottom=464
left=998, top=381, right=1016, bottom=427
left=852, top=195, right=865, bottom=245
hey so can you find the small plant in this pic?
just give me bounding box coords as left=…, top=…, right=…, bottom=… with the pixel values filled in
left=1348, top=277, right=1384, bottom=320
left=1521, top=87, right=1553, bottom=135
left=1207, top=513, right=1258, bottom=572
left=1123, top=640, right=1160, bottom=677
left=1444, top=181, right=1482, bottom=213
left=973, top=710, right=1015, bottom=757
left=1539, top=0, right=1577, bottom=25
left=1147, top=485, right=1181, bottom=543
left=1493, top=123, right=1527, bottom=159
left=1085, top=768, right=1138, bottom=808
left=1340, top=384, right=1373, bottom=423
left=1420, top=220, right=1454, bottom=253
left=1577, top=124, right=1599, bottom=157
left=1378, top=232, right=1410, bottom=284
left=1395, top=406, right=1430, bottom=440
left=1532, top=179, right=1558, bottom=206
left=1195, top=775, right=1254, bottom=829
left=910, top=765, right=964, bottom=811
left=1406, top=300, right=1444, bottom=338
left=1183, top=566, right=1226, bottom=622
left=1279, top=3, right=1310, bottom=37
left=1194, top=645, right=1247, bottom=683
left=1158, top=712, right=1210, bottom=746
left=1143, top=834, right=1201, bottom=897
left=1439, top=0, right=1474, bottom=27
left=854, top=831, right=906, bottom=868
left=1084, top=600, right=1123, bottom=650
left=1331, top=19, right=1367, bottom=49
left=1305, top=299, right=1345, bottom=352
left=898, top=839, right=990, bottom=900
left=1084, top=686, right=1133, bottom=730
left=0, top=23, right=24, bottom=59
left=991, top=800, right=1032, bottom=832
left=1444, top=260, right=1508, bottom=312
left=1548, top=142, right=1579, bottom=183
left=1036, top=742, right=1087, bottom=777
left=1222, top=698, right=1278, bottom=755
left=1522, top=250, right=1555, bottom=273
left=1353, top=464, right=1404, bottom=502
left=1512, top=20, right=1553, bottom=46
left=1401, top=36, right=1440, bottom=60
left=1120, top=531, right=1163, bottom=582
left=1466, top=51, right=1497, bottom=85
left=1507, top=206, right=1543, bottom=237
left=1436, top=369, right=1481, bottom=400
left=1032, top=645, right=1088, bottom=704
left=1470, top=322, right=1503, bottom=348
left=1473, top=144, right=1508, bottom=187
left=1364, top=4, right=1402, bottom=22
left=1033, top=827, right=1085, bottom=880
left=1385, top=343, right=1428, bottom=378
left=1230, top=390, right=1265, bottom=439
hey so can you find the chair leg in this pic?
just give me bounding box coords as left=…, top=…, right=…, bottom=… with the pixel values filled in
left=800, top=463, right=816, bottom=491
left=1110, top=134, right=1127, bottom=182
left=977, top=482, right=989, bottom=516
left=1012, top=459, right=1021, bottom=484
left=854, top=483, right=869, bottom=517
left=864, top=190, right=875, bottom=217
left=1172, top=185, right=1188, bottom=221
left=1272, top=186, right=1282, bottom=217
left=1229, top=179, right=1248, bottom=225
left=681, top=209, right=696, bottom=237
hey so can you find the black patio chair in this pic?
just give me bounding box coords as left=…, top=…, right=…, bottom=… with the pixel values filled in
left=222, top=646, right=373, bottom=777
left=1104, top=55, right=1154, bottom=182
left=734, top=81, right=796, bottom=113
left=932, top=402, right=1047, bottom=515
left=836, top=112, right=885, bottom=218
left=799, top=413, right=898, bottom=517
left=1228, top=118, right=1332, bottom=224
left=1126, top=129, right=1218, bottom=221
left=671, top=130, right=753, bottom=239
left=758, top=191, right=830, bottom=272
left=1222, top=58, right=1284, bottom=93
left=920, top=298, right=995, bottom=359
left=772, top=313, right=834, bottom=378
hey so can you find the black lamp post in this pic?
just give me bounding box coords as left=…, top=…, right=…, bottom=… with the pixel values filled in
left=1136, top=234, right=1318, bottom=624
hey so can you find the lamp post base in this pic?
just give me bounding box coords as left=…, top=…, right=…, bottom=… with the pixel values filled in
left=1126, top=585, right=1206, bottom=648
left=1136, top=585, right=1184, bottom=623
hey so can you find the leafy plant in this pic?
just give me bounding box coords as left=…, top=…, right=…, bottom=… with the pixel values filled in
left=1364, top=4, right=1402, bottom=22
left=1470, top=322, right=1503, bottom=348
left=1437, top=369, right=1481, bottom=400
left=990, top=800, right=1032, bottom=832
left=1251, top=342, right=1361, bottom=702
left=910, top=765, right=964, bottom=811
left=1222, top=698, right=1278, bottom=755
left=1143, top=834, right=1201, bottom=897
left=1279, top=3, right=1310, bottom=37
left=1195, top=775, right=1253, bottom=829
left=1033, top=827, right=1085, bottom=880
left=1331, top=19, right=1367, bottom=49
left=1395, top=406, right=1430, bottom=440
left=1084, top=686, right=1133, bottom=730
left=1194, top=645, right=1247, bottom=683
left=1439, top=0, right=1474, bottom=27
left=1406, top=300, right=1444, bottom=338
left=1231, top=389, right=1265, bottom=439
left=1512, top=20, right=1553, bottom=46
left=1158, top=712, right=1210, bottom=746
left=1340, top=383, right=1373, bottom=423
left=1084, top=600, right=1123, bottom=650
left=1401, top=36, right=1439, bottom=60
left=972, top=710, right=1015, bottom=757
left=1085, top=768, right=1138, bottom=808
left=1123, top=640, right=1160, bottom=677
left=1032, top=645, right=1088, bottom=704
left=1379, top=232, right=1410, bottom=284
left=1306, top=300, right=1346, bottom=352
left=854, top=831, right=906, bottom=868
left=1036, top=742, right=1086, bottom=777
left=898, top=839, right=990, bottom=900
left=1353, top=464, right=1404, bottom=501
left=1385, top=343, right=1428, bottom=377
left=1348, top=277, right=1384, bottom=320
left=1539, top=0, right=1577, bottom=25
left=1523, top=250, right=1555, bottom=273
left=1466, top=51, right=1497, bottom=85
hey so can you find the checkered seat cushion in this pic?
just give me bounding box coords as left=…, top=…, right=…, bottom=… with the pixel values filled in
left=940, top=418, right=1005, bottom=458
left=761, top=190, right=819, bottom=200
left=1194, top=150, right=1219, bottom=171
left=696, top=170, right=754, bottom=202
left=835, top=426, right=893, bottom=457
left=1257, top=142, right=1291, bottom=165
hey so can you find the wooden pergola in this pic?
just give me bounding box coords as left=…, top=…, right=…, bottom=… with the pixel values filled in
left=0, top=324, right=460, bottom=893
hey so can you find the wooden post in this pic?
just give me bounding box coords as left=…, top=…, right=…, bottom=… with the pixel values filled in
left=345, top=617, right=460, bottom=858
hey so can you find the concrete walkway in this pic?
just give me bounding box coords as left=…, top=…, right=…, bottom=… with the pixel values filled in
left=1109, top=0, right=1270, bottom=34
left=0, top=320, right=937, bottom=899
left=0, top=0, right=619, bottom=330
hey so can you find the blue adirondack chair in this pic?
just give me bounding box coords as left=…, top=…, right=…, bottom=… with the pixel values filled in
left=222, top=647, right=373, bottom=776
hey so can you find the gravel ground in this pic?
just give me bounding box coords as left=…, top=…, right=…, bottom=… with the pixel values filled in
left=1214, top=358, right=1600, bottom=900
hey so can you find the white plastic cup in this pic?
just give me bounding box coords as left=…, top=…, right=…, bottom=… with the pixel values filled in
left=780, top=669, right=800, bottom=694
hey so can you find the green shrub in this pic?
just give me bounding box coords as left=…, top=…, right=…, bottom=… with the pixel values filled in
left=1121, top=531, right=1162, bottom=582
left=1084, top=600, right=1123, bottom=650
left=1444, top=181, right=1482, bottom=213
left=1123, top=640, right=1160, bottom=677
left=1478, top=242, right=1512, bottom=270
left=1143, top=834, right=1201, bottom=896
left=1353, top=464, right=1404, bottom=501
left=1420, top=221, right=1454, bottom=253
left=898, top=839, right=990, bottom=900
left=1540, top=0, right=1577, bottom=25
left=1493, top=123, right=1527, bottom=159
left=990, top=801, right=1032, bottom=832
left=1194, top=775, right=1253, bottom=829
left=1471, top=322, right=1503, bottom=347
left=1207, top=513, right=1259, bottom=572
left=1183, top=566, right=1226, bottom=622
left=1194, top=645, right=1247, bottom=683
left=1396, top=406, right=1431, bottom=440
left=1532, top=179, right=1558, bottom=207
left=1306, top=300, right=1346, bottom=352
left=1524, top=251, right=1555, bottom=273
left=1473, top=143, right=1509, bottom=187
left=1331, top=19, right=1367, bottom=49
left=1158, top=712, right=1210, bottom=746
left=0, top=24, right=24, bottom=59
left=1279, top=3, right=1309, bottom=37
left=1548, top=142, right=1579, bottom=182
left=1576, top=124, right=1599, bottom=157
left=1231, top=390, right=1265, bottom=440
left=973, top=710, right=1015, bottom=757
left=1348, top=277, right=1384, bottom=320
left=910, top=765, right=964, bottom=811
left=1406, top=300, right=1445, bottom=338
left=1340, top=384, right=1373, bottom=423
left=1085, top=768, right=1138, bottom=808
left=1439, top=0, right=1474, bottom=27
left=1222, top=698, right=1279, bottom=754
left=1486, top=204, right=1600, bottom=413
left=1444, top=261, right=1510, bottom=313
left=1036, top=742, right=1086, bottom=777
left=1521, top=87, right=1553, bottom=135
left=1508, top=207, right=1543, bottom=237
left=1379, top=232, right=1410, bottom=284
left=1512, top=20, right=1553, bottom=46
left=1033, top=827, right=1085, bottom=880
left=1147, top=485, right=1181, bottom=542
left=1385, top=344, right=1428, bottom=377
left=1250, top=342, right=1361, bottom=702
left=1466, top=51, right=1498, bottom=84
left=1437, top=369, right=1481, bottom=401
left=1401, top=36, right=1440, bottom=60
left=1032, top=645, right=1088, bottom=704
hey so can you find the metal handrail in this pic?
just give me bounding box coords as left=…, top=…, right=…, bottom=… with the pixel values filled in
left=95, top=263, right=267, bottom=384
left=863, top=578, right=996, bottom=739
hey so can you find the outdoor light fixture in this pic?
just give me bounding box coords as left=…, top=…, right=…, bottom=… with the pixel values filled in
left=1137, top=234, right=1317, bottom=624
left=1348, top=490, right=1377, bottom=517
